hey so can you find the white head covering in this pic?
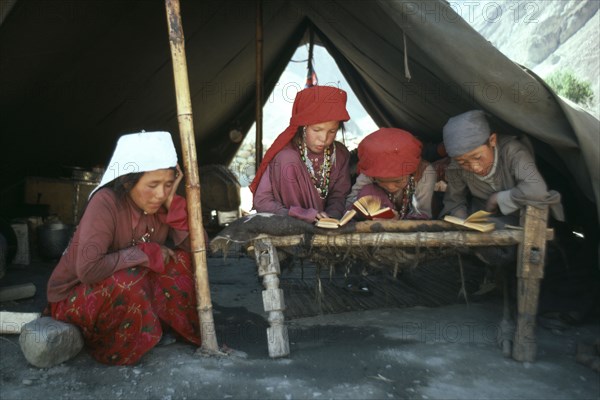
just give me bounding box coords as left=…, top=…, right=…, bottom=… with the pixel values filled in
left=90, top=131, right=177, bottom=198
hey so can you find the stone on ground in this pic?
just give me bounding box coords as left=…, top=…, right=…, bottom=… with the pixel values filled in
left=19, top=317, right=83, bottom=368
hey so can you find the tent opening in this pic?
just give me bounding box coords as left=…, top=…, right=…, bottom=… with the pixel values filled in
left=230, top=43, right=378, bottom=213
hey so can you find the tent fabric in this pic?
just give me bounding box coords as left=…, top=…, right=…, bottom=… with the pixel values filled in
left=0, top=0, right=598, bottom=232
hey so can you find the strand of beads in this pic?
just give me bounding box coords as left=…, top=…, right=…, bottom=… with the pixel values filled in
left=397, top=175, right=416, bottom=219
left=298, top=140, right=333, bottom=199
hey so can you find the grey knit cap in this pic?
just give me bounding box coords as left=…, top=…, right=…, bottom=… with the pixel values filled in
left=443, top=110, right=491, bottom=157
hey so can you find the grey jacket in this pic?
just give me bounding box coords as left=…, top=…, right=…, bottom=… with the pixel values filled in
left=441, top=134, right=564, bottom=221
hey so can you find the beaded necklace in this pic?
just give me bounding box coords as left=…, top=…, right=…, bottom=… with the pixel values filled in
left=388, top=175, right=416, bottom=219
left=298, top=139, right=335, bottom=199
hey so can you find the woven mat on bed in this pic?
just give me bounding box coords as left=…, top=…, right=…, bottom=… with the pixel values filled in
left=278, top=259, right=490, bottom=320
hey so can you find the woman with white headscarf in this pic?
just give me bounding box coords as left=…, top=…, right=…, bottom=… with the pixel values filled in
left=46, top=131, right=201, bottom=365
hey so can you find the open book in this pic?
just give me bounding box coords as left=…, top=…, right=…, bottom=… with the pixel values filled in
left=315, top=195, right=396, bottom=229
left=443, top=210, right=495, bottom=232
left=352, top=195, right=395, bottom=220
left=315, top=209, right=357, bottom=229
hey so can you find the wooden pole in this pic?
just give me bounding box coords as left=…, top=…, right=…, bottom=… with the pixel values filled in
left=164, top=0, right=219, bottom=354
left=0, top=311, right=41, bottom=334
left=513, top=205, right=549, bottom=362
left=264, top=229, right=553, bottom=248
left=0, top=283, right=36, bottom=302
left=254, top=239, right=290, bottom=357
left=255, top=0, right=264, bottom=171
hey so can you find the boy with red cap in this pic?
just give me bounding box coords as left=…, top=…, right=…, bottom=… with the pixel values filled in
left=348, top=128, right=436, bottom=219
left=251, top=86, right=352, bottom=224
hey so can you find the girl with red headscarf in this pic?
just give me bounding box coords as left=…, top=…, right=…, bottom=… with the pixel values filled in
left=251, top=86, right=352, bottom=223
left=348, top=128, right=436, bottom=219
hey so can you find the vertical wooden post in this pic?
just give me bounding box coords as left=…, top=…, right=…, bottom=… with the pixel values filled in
left=253, top=239, right=290, bottom=358
left=164, top=0, right=219, bottom=354
left=254, top=0, right=264, bottom=171
left=513, top=205, right=549, bottom=362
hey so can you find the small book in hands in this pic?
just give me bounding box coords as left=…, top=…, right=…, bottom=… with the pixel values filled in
left=315, top=209, right=357, bottom=229
left=443, top=210, right=495, bottom=232
left=315, top=195, right=395, bottom=229
left=352, top=195, right=395, bottom=220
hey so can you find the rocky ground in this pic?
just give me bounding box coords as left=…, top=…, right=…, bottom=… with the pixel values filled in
left=1, top=253, right=598, bottom=400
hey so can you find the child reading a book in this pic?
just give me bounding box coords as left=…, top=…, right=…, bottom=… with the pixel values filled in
left=251, top=86, right=352, bottom=224
left=440, top=110, right=564, bottom=222
left=347, top=128, right=436, bottom=220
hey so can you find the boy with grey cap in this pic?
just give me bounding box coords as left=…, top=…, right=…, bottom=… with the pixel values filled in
left=440, top=110, right=564, bottom=221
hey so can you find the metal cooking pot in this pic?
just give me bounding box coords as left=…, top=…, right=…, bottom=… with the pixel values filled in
left=37, top=222, right=74, bottom=260
left=63, top=166, right=101, bottom=182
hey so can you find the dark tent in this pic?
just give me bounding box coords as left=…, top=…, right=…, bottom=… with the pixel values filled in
left=1, top=1, right=598, bottom=249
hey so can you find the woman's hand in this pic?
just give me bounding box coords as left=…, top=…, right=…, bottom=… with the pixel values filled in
left=160, top=245, right=176, bottom=265
left=165, top=164, right=184, bottom=210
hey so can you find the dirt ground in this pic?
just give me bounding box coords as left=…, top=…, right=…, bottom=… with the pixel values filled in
left=1, top=254, right=599, bottom=400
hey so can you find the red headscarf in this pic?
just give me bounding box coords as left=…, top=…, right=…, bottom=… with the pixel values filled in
left=357, top=128, right=422, bottom=178
left=249, top=86, right=350, bottom=193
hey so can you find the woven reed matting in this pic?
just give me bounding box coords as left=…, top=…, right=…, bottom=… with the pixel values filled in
left=278, top=258, right=488, bottom=320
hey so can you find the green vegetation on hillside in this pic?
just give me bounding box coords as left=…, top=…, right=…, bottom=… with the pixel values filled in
left=546, top=70, right=594, bottom=107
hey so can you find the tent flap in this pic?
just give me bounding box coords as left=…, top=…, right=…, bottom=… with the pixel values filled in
left=0, top=0, right=597, bottom=231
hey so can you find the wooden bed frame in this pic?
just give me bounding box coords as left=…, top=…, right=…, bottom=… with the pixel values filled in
left=251, top=205, right=552, bottom=362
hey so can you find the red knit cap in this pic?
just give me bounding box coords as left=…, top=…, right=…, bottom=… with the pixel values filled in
left=250, top=86, right=350, bottom=193
left=357, top=128, right=422, bottom=178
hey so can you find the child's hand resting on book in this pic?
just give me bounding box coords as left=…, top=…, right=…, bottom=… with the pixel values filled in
left=315, top=211, right=330, bottom=222
left=486, top=193, right=499, bottom=213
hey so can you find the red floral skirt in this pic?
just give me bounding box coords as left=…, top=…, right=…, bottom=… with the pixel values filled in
left=50, top=250, right=201, bottom=365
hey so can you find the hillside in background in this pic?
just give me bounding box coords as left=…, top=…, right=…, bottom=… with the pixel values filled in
left=462, top=0, right=599, bottom=117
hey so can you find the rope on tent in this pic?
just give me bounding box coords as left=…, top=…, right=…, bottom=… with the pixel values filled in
left=305, top=28, right=318, bottom=88
left=403, top=31, right=412, bottom=81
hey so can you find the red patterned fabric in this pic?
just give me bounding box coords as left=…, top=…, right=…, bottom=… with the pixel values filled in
left=249, top=86, right=350, bottom=194
left=358, top=128, right=422, bottom=178
left=50, top=250, right=200, bottom=365
left=137, top=242, right=165, bottom=273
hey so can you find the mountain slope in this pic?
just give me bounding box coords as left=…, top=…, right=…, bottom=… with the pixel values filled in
left=463, top=0, right=599, bottom=117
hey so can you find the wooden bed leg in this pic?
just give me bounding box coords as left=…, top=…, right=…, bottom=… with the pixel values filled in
left=253, top=239, right=290, bottom=358
left=499, top=267, right=515, bottom=358
left=513, top=205, right=549, bottom=362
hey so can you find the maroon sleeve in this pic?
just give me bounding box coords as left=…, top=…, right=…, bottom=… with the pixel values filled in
left=324, top=144, right=352, bottom=218
left=288, top=205, right=318, bottom=222
left=253, top=158, right=319, bottom=223
left=252, top=164, right=290, bottom=216
left=166, top=195, right=188, bottom=230
left=68, top=191, right=150, bottom=285
left=163, top=194, right=190, bottom=249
